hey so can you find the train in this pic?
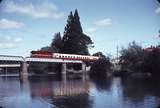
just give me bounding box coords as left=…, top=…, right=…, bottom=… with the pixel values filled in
left=31, top=51, right=99, bottom=61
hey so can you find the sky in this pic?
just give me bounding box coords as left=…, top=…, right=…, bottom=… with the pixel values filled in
left=0, top=0, right=160, bottom=57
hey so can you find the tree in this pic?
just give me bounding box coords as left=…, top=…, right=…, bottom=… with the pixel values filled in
left=119, top=41, right=146, bottom=73
left=144, top=48, right=160, bottom=77
left=92, top=52, right=107, bottom=58
left=50, top=32, right=62, bottom=52
left=90, top=52, right=112, bottom=78
left=40, top=46, right=52, bottom=52
left=62, top=9, right=93, bottom=55
left=39, top=32, right=62, bottom=53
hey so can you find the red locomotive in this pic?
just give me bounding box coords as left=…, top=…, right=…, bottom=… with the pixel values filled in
left=31, top=51, right=53, bottom=58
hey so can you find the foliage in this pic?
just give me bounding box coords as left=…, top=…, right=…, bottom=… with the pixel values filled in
left=50, top=32, right=62, bottom=53
left=40, top=46, right=52, bottom=52
left=143, top=49, right=160, bottom=77
left=92, top=52, right=107, bottom=58
left=119, top=41, right=160, bottom=77
left=90, top=52, right=112, bottom=78
left=40, top=32, right=62, bottom=53
left=119, top=41, right=146, bottom=73
left=62, top=10, right=93, bottom=55
left=39, top=9, right=93, bottom=55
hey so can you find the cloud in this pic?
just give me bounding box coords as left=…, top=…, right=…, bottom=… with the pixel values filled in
left=86, top=27, right=97, bottom=33
left=155, top=7, right=160, bottom=14
left=94, top=18, right=112, bottom=27
left=0, top=43, right=17, bottom=49
left=3, top=1, right=64, bottom=19
left=0, top=36, right=22, bottom=49
left=0, top=18, right=24, bottom=29
left=14, top=37, right=23, bottom=42
left=86, top=18, right=113, bottom=33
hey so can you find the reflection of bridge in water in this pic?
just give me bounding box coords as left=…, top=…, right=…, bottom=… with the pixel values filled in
left=0, top=77, right=92, bottom=108
left=30, top=80, right=90, bottom=97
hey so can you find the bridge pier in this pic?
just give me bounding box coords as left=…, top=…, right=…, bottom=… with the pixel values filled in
left=62, top=63, right=67, bottom=81
left=82, top=63, right=86, bottom=71
left=82, top=63, right=87, bottom=81
left=4, top=67, right=7, bottom=75
left=20, top=62, right=28, bottom=79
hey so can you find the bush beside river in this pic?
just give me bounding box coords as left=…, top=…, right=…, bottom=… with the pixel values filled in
left=89, top=52, right=112, bottom=78
left=117, top=41, right=160, bottom=78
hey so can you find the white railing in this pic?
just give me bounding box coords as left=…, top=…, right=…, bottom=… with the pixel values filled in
left=0, top=55, right=24, bottom=61
left=0, top=64, right=21, bottom=67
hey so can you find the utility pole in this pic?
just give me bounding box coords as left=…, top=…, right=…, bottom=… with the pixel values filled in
left=116, top=45, right=119, bottom=59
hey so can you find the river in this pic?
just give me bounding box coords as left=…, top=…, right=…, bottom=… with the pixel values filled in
left=0, top=76, right=160, bottom=108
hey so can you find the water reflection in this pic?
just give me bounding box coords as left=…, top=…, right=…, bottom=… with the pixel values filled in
left=90, top=77, right=113, bottom=92
left=121, top=77, right=160, bottom=108
left=0, top=76, right=160, bottom=108
left=29, top=78, right=93, bottom=108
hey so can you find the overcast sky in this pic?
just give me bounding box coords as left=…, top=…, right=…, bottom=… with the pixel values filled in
left=0, top=0, right=160, bottom=57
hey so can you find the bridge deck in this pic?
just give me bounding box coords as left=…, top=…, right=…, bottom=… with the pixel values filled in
left=0, top=64, right=21, bottom=67
left=0, top=55, right=83, bottom=63
left=25, top=57, right=83, bottom=63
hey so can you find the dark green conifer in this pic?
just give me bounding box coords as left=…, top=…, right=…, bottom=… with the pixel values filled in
left=62, top=9, right=93, bottom=55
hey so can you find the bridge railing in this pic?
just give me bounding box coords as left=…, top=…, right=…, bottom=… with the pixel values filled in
left=0, top=55, right=24, bottom=62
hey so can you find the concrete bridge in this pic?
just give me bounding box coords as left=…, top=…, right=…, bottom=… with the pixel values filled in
left=0, top=55, right=88, bottom=80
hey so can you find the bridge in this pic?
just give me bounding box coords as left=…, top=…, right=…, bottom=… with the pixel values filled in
left=0, top=55, right=89, bottom=80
